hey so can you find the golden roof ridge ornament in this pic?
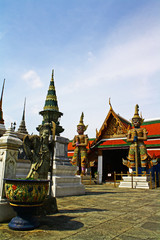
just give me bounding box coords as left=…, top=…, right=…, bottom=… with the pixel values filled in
left=109, top=97, right=112, bottom=110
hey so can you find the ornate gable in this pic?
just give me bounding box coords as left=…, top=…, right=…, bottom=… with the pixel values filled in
left=99, top=111, right=129, bottom=139
left=92, top=101, right=131, bottom=148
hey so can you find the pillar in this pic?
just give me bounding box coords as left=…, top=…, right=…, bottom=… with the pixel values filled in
left=0, top=127, right=22, bottom=200
left=98, top=150, right=103, bottom=184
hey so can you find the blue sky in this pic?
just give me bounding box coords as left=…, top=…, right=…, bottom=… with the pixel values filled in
left=0, top=0, right=160, bottom=139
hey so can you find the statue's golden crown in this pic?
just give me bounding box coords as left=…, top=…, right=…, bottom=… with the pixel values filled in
left=77, top=112, right=88, bottom=132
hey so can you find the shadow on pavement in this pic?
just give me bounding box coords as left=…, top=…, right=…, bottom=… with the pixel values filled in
left=59, top=207, right=108, bottom=214
left=85, top=191, right=118, bottom=195
left=39, top=215, right=84, bottom=231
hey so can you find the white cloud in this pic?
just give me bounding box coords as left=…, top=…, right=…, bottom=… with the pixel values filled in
left=59, top=22, right=160, bottom=97
left=57, top=9, right=160, bottom=139
left=22, top=70, right=43, bottom=89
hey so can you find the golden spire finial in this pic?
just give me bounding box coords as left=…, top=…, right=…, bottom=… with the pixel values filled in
left=109, top=97, right=112, bottom=109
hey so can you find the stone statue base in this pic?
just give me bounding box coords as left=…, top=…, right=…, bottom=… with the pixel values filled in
left=51, top=136, right=85, bottom=197
left=119, top=175, right=154, bottom=189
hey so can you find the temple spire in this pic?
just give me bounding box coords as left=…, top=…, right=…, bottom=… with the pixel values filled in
left=38, top=69, right=64, bottom=136
left=0, top=79, right=5, bottom=106
left=0, top=79, right=5, bottom=124
left=43, top=69, right=59, bottom=112
left=17, top=98, right=28, bottom=135
left=22, top=97, right=26, bottom=121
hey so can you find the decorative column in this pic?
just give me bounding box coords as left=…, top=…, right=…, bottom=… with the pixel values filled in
left=98, top=150, right=103, bottom=184
left=0, top=126, right=22, bottom=198
left=0, top=126, right=22, bottom=222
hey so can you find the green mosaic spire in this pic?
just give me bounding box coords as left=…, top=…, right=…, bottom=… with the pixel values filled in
left=38, top=70, right=64, bottom=136
left=43, top=69, right=59, bottom=112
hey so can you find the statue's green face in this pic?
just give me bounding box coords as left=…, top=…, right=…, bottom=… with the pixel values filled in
left=77, top=125, right=84, bottom=135
left=132, top=118, right=141, bottom=128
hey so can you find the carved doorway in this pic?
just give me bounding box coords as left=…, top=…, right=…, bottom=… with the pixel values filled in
left=102, top=148, right=128, bottom=182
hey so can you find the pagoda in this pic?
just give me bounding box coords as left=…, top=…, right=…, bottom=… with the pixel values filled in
left=17, top=98, right=28, bottom=139
left=37, top=70, right=64, bottom=136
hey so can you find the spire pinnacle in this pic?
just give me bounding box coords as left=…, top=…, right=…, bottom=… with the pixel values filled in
left=109, top=97, right=112, bottom=110
left=0, top=79, right=5, bottom=108
left=17, top=98, right=28, bottom=135
left=0, top=79, right=5, bottom=124
left=22, top=98, right=26, bottom=121
left=51, top=69, right=54, bottom=81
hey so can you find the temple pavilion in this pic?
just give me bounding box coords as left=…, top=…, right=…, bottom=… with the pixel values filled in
left=68, top=101, right=160, bottom=183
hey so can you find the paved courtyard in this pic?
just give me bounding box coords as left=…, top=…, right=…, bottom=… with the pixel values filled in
left=0, top=184, right=160, bottom=240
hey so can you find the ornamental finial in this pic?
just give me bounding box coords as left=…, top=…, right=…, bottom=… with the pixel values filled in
left=109, top=97, right=112, bottom=109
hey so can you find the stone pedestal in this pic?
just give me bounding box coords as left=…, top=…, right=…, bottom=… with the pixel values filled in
left=119, top=176, right=154, bottom=189
left=0, top=127, right=22, bottom=222
left=51, top=136, right=85, bottom=197
left=16, top=159, right=31, bottom=179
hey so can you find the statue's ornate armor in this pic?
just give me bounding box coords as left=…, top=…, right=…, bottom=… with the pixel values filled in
left=71, top=112, right=88, bottom=175
left=123, top=104, right=157, bottom=172
left=72, top=134, right=88, bottom=168
left=127, top=128, right=148, bottom=168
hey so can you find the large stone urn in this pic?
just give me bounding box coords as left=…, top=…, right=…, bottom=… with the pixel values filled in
left=4, top=178, right=49, bottom=230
